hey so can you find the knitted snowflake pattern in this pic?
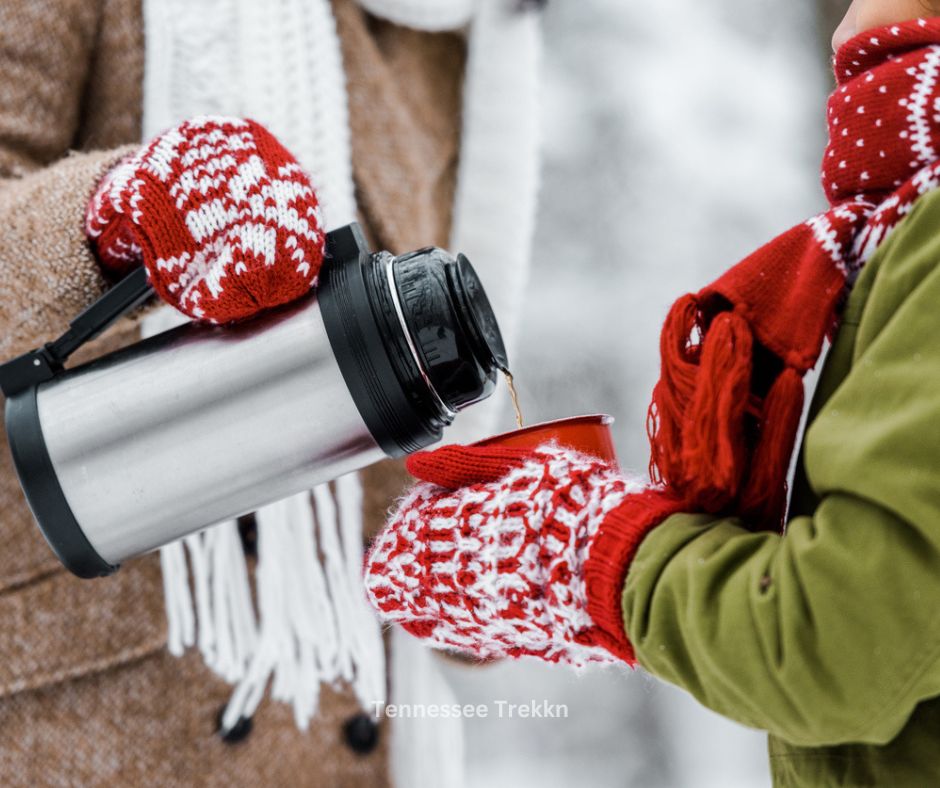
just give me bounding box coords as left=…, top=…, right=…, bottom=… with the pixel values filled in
left=86, top=116, right=325, bottom=323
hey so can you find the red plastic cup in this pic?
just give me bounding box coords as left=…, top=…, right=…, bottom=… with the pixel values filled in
left=472, top=414, right=618, bottom=465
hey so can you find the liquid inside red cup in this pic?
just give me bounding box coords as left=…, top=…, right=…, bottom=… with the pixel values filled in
left=473, top=415, right=618, bottom=465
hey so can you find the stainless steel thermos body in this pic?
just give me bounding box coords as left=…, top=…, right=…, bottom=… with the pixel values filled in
left=34, top=300, right=385, bottom=566
left=0, top=223, right=509, bottom=577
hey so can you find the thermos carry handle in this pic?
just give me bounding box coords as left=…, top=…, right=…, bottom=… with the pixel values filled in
left=0, top=266, right=154, bottom=398
left=0, top=264, right=157, bottom=578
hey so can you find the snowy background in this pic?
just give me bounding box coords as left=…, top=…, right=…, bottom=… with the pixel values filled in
left=441, top=1, right=831, bottom=786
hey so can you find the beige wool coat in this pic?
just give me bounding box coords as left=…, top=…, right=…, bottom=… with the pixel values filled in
left=0, top=0, right=465, bottom=784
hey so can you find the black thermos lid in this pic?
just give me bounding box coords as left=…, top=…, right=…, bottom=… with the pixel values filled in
left=319, top=224, right=509, bottom=458
left=394, top=247, right=508, bottom=413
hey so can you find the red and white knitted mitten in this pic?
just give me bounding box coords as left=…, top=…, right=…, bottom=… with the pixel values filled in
left=364, top=443, right=684, bottom=667
left=85, top=116, right=325, bottom=324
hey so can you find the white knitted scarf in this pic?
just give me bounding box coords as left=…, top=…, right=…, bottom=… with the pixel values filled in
left=140, top=0, right=540, bottom=739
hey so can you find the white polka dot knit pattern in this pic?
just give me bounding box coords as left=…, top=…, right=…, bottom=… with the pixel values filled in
left=813, top=19, right=940, bottom=280
left=364, top=445, right=648, bottom=667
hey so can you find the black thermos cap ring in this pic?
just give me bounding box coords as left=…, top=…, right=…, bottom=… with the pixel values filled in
left=319, top=224, right=508, bottom=457
left=393, top=247, right=505, bottom=414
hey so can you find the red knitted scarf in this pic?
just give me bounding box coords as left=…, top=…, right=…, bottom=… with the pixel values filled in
left=648, top=18, right=940, bottom=528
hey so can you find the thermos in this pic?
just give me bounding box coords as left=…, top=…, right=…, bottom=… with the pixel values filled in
left=0, top=223, right=509, bottom=578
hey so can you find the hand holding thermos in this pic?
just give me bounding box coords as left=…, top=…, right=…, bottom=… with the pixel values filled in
left=85, top=115, right=324, bottom=324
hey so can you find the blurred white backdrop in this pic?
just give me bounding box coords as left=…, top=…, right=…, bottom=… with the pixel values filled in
left=440, top=1, right=830, bottom=786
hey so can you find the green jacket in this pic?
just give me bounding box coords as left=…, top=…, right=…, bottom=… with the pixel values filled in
left=622, top=186, right=940, bottom=787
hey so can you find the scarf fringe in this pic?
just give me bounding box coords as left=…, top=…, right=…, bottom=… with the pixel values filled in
left=681, top=310, right=753, bottom=511
left=162, top=521, right=258, bottom=683
left=649, top=296, right=802, bottom=529
left=649, top=297, right=755, bottom=508
left=163, top=478, right=386, bottom=733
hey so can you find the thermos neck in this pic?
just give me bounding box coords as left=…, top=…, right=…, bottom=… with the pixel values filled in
left=319, top=225, right=508, bottom=458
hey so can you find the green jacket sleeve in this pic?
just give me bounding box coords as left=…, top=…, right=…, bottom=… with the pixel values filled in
left=622, top=191, right=940, bottom=748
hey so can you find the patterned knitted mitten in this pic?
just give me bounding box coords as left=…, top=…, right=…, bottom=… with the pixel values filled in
left=85, top=116, right=325, bottom=324
left=364, top=443, right=684, bottom=667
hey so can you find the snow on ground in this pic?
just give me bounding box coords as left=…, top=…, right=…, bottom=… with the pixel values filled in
left=442, top=1, right=829, bottom=786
